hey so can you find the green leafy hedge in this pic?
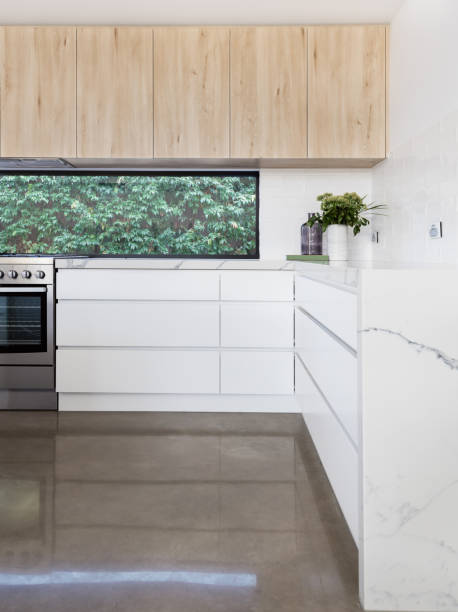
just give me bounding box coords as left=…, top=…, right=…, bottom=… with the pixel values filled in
left=0, top=174, right=258, bottom=256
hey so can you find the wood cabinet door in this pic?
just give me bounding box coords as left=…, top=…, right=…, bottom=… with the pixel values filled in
left=77, top=27, right=153, bottom=158
left=230, top=27, right=307, bottom=158
left=308, top=25, right=386, bottom=159
left=154, top=27, right=229, bottom=158
left=0, top=26, right=76, bottom=157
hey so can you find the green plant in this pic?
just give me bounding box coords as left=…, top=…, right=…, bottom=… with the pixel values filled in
left=306, top=192, right=386, bottom=236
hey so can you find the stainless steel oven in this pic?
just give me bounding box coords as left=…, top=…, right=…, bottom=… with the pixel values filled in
left=0, top=258, right=56, bottom=410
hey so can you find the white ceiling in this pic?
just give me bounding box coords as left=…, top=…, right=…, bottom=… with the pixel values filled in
left=0, top=0, right=404, bottom=25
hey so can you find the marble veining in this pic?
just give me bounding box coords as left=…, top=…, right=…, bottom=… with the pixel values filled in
left=358, top=269, right=458, bottom=611
left=360, top=327, right=458, bottom=371
left=365, top=474, right=458, bottom=538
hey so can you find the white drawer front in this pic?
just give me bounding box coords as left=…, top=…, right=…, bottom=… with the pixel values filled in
left=56, top=349, right=219, bottom=394
left=57, top=302, right=219, bottom=347
left=221, top=351, right=294, bottom=395
left=296, top=358, right=359, bottom=543
left=220, top=271, right=293, bottom=301
left=221, top=303, right=293, bottom=348
left=295, top=275, right=357, bottom=349
left=296, top=308, right=358, bottom=445
left=57, top=269, right=220, bottom=301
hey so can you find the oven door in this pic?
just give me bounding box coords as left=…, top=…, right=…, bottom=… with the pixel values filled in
left=0, top=286, right=54, bottom=366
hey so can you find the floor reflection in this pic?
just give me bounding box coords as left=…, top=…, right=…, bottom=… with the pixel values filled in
left=0, top=412, right=359, bottom=612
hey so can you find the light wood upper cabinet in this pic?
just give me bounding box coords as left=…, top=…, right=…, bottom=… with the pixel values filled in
left=308, top=25, right=386, bottom=159
left=77, top=27, right=153, bottom=158
left=154, top=27, right=229, bottom=158
left=230, top=27, right=307, bottom=158
left=0, top=27, right=76, bottom=157
left=0, top=24, right=387, bottom=163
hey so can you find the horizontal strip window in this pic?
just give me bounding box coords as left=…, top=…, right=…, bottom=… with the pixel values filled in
left=0, top=171, right=259, bottom=259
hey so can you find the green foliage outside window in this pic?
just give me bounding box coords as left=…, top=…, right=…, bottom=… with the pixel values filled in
left=0, top=173, right=258, bottom=256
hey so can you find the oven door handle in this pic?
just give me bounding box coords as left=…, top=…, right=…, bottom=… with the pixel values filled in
left=0, top=287, right=47, bottom=293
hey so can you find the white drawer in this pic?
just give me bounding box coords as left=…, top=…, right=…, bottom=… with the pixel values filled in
left=56, top=349, right=219, bottom=394
left=57, top=269, right=219, bottom=301
left=296, top=358, right=359, bottom=543
left=220, top=271, right=293, bottom=301
left=57, top=301, right=219, bottom=347
left=221, top=303, right=293, bottom=348
left=295, top=308, right=358, bottom=445
left=295, top=275, right=357, bottom=349
left=221, top=351, right=294, bottom=395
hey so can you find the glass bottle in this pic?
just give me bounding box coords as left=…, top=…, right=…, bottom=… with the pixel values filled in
left=301, top=213, right=322, bottom=255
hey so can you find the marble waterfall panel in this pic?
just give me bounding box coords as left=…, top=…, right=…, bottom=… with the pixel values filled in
left=359, top=269, right=458, bottom=612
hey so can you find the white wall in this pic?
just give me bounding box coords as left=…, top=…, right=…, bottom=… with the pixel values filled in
left=0, top=0, right=402, bottom=25
left=371, top=0, right=458, bottom=263
left=259, top=169, right=372, bottom=259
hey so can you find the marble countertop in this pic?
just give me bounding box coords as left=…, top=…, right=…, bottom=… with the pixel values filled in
left=294, top=259, right=458, bottom=290
left=55, top=256, right=456, bottom=270
left=54, top=257, right=457, bottom=292
left=54, top=258, right=296, bottom=271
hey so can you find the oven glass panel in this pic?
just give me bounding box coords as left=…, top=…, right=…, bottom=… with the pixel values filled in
left=0, top=292, right=46, bottom=352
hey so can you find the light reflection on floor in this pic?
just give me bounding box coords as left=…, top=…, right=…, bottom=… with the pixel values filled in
left=0, top=570, right=257, bottom=587
left=0, top=412, right=359, bottom=612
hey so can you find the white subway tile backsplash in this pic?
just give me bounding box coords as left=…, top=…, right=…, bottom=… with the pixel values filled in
left=372, top=105, right=458, bottom=264
left=259, top=169, right=372, bottom=260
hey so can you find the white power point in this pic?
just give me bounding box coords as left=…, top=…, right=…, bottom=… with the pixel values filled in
left=371, top=231, right=379, bottom=243
left=429, top=221, right=443, bottom=239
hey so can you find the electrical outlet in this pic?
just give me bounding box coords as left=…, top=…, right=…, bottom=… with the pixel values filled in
left=371, top=230, right=379, bottom=244
left=429, top=221, right=443, bottom=239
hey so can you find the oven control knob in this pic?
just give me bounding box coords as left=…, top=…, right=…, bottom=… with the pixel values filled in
left=0, top=270, right=3, bottom=279
left=35, top=270, right=46, bottom=279
left=8, top=270, right=18, bottom=279
left=22, top=270, right=32, bottom=279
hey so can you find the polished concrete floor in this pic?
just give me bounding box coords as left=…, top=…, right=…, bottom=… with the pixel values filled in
left=0, top=412, right=359, bottom=612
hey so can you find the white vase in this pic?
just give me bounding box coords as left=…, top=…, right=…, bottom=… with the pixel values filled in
left=326, top=224, right=348, bottom=261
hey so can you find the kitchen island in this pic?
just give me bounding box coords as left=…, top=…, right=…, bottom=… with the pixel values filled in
left=294, top=259, right=458, bottom=612
left=55, top=257, right=458, bottom=611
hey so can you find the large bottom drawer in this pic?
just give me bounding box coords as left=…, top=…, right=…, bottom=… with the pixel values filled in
left=56, top=349, right=219, bottom=394
left=221, top=351, right=294, bottom=395
left=295, top=307, right=358, bottom=446
left=296, top=357, right=359, bottom=543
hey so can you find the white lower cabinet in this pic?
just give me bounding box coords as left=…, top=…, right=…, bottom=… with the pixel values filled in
left=295, top=275, right=357, bottom=349
left=57, top=269, right=220, bottom=301
left=296, top=357, right=359, bottom=543
left=220, top=271, right=294, bottom=301
left=56, top=349, right=219, bottom=394
left=295, top=307, right=358, bottom=445
left=56, top=268, right=296, bottom=402
left=221, top=303, right=293, bottom=348
left=57, top=301, right=220, bottom=347
left=221, top=351, right=294, bottom=395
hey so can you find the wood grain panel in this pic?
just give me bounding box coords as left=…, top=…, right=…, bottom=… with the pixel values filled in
left=0, top=26, right=76, bottom=157
left=154, top=27, right=229, bottom=158
left=308, top=25, right=386, bottom=158
left=230, top=27, right=307, bottom=158
left=77, top=27, right=153, bottom=157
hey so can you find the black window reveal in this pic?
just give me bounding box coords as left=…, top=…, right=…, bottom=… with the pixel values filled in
left=0, top=171, right=259, bottom=258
